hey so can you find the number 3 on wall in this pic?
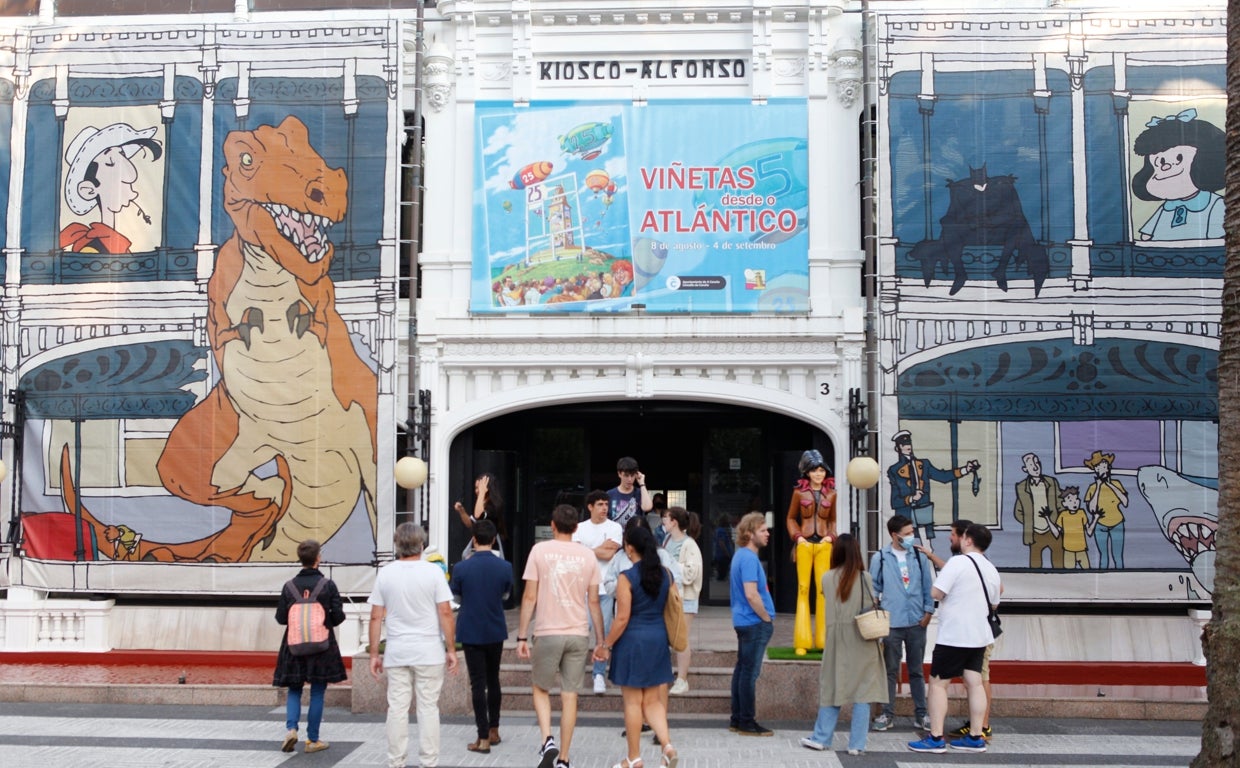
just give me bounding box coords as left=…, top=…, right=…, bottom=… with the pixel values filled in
left=820, top=383, right=830, bottom=395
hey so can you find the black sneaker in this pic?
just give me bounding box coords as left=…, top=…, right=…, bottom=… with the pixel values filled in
left=950, top=721, right=992, bottom=740
left=554, top=759, right=572, bottom=768
left=538, top=736, right=559, bottom=768
left=735, top=722, right=775, bottom=737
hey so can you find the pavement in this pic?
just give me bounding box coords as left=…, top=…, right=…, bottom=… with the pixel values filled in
left=0, top=701, right=1199, bottom=767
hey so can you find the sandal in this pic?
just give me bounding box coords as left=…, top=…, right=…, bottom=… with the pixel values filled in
left=467, top=739, right=491, bottom=754
left=612, top=758, right=643, bottom=768
left=661, top=744, right=679, bottom=768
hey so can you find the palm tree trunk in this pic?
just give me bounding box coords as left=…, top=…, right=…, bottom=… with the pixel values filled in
left=1195, top=2, right=1240, bottom=764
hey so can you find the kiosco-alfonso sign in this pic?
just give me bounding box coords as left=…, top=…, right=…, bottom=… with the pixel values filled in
left=472, top=100, right=809, bottom=314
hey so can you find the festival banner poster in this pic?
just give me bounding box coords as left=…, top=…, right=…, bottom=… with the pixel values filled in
left=472, top=100, right=809, bottom=314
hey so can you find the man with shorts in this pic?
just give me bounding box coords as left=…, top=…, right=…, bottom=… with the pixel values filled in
left=921, top=520, right=997, bottom=741
left=908, top=524, right=1000, bottom=754
left=517, top=503, right=606, bottom=768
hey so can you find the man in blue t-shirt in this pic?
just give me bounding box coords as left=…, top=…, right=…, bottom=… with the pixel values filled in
left=728, top=511, right=776, bottom=737
left=450, top=520, right=514, bottom=753
left=608, top=456, right=653, bottom=529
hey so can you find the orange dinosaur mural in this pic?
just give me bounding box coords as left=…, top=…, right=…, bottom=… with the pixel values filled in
left=59, top=116, right=378, bottom=563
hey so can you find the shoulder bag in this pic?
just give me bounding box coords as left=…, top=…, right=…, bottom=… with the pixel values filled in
left=662, top=568, right=689, bottom=652
left=854, top=574, right=890, bottom=640
left=966, top=554, right=1003, bottom=639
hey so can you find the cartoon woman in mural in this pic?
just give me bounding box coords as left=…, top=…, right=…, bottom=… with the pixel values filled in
left=1084, top=451, right=1127, bottom=569
left=785, top=449, right=835, bottom=655
left=1132, top=108, right=1225, bottom=241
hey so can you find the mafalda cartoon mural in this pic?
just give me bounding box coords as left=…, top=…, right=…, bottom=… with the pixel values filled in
left=7, top=24, right=398, bottom=576
left=876, top=10, right=1220, bottom=601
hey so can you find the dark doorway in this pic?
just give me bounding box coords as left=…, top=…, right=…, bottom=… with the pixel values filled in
left=446, top=400, right=833, bottom=611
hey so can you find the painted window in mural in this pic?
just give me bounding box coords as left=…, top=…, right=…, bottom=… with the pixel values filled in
left=877, top=12, right=1220, bottom=602
left=4, top=24, right=398, bottom=584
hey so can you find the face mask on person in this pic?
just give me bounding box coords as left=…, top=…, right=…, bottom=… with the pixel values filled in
left=899, top=534, right=917, bottom=550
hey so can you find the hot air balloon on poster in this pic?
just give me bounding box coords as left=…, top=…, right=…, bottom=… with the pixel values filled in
left=502, top=200, right=513, bottom=213
left=560, top=122, right=614, bottom=161
left=585, top=169, right=610, bottom=194
left=510, top=161, right=553, bottom=190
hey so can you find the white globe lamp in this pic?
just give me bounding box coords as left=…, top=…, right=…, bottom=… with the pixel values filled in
left=394, top=456, right=428, bottom=489
left=845, top=456, right=881, bottom=490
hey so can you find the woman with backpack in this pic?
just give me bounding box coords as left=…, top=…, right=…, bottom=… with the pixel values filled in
left=273, top=539, right=347, bottom=754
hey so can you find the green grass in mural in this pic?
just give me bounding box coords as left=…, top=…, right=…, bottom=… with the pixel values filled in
left=766, top=646, right=822, bottom=661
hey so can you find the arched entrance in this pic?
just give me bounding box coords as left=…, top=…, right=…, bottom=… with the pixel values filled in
left=445, top=400, right=834, bottom=610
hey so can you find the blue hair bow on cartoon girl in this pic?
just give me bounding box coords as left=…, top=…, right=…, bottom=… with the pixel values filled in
left=1146, top=108, right=1198, bottom=128
left=1131, top=107, right=1225, bottom=242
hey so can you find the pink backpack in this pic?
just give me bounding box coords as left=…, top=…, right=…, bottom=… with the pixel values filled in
left=284, top=578, right=330, bottom=656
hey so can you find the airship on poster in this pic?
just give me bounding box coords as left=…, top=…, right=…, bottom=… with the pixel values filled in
left=510, top=161, right=554, bottom=190
left=559, top=121, right=614, bottom=161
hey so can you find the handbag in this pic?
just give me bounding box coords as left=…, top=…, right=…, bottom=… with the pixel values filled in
left=966, top=554, right=1003, bottom=639
left=854, top=575, right=890, bottom=640
left=663, top=569, right=689, bottom=652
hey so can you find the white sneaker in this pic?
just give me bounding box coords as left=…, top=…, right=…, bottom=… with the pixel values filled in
left=799, top=737, right=826, bottom=751
left=669, top=677, right=690, bottom=695
left=593, top=673, right=606, bottom=694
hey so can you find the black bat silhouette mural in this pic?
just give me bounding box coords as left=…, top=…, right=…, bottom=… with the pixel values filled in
left=910, top=165, right=1049, bottom=296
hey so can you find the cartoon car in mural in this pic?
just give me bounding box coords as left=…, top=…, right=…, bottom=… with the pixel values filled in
left=49, top=116, right=378, bottom=563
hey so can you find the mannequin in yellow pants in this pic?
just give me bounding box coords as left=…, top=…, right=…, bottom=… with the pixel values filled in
left=786, top=450, right=838, bottom=655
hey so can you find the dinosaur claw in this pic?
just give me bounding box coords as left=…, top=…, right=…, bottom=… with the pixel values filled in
left=234, top=308, right=265, bottom=349
left=286, top=301, right=312, bottom=339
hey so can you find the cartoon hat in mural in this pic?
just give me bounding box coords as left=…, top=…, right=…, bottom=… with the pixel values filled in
left=1083, top=450, right=1116, bottom=469
left=63, top=123, right=160, bottom=216
left=798, top=449, right=826, bottom=476
left=892, top=430, right=913, bottom=446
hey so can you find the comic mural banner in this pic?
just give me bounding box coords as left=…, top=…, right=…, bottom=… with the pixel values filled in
left=874, top=10, right=1222, bottom=603
left=472, top=100, right=810, bottom=314
left=0, top=23, right=400, bottom=593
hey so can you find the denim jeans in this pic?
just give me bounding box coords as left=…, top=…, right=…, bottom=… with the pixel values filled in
left=463, top=642, right=504, bottom=740
left=592, top=591, right=615, bottom=677
left=730, top=620, right=774, bottom=727
left=880, top=624, right=927, bottom=719
left=286, top=680, right=327, bottom=742
left=809, top=702, right=871, bottom=752
left=1097, top=522, right=1125, bottom=569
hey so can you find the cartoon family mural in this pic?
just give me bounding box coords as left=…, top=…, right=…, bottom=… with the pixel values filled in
left=4, top=24, right=397, bottom=574
left=877, top=10, right=1221, bottom=601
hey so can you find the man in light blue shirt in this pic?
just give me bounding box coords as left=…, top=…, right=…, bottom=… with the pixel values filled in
left=728, top=512, right=776, bottom=737
left=869, top=513, right=935, bottom=732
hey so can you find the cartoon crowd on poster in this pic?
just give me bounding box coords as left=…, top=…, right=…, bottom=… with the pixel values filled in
left=878, top=12, right=1221, bottom=601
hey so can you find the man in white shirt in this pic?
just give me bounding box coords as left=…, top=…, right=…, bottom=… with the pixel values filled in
left=907, top=524, right=1000, bottom=755
left=368, top=523, right=459, bottom=768
left=572, top=490, right=623, bottom=694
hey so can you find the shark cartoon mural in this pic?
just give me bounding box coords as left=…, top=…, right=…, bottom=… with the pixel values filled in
left=875, top=9, right=1221, bottom=602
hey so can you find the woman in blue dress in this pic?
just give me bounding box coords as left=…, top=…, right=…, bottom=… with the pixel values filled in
left=596, top=525, right=679, bottom=768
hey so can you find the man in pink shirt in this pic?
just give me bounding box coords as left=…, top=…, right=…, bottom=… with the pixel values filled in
left=517, top=504, right=606, bottom=768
